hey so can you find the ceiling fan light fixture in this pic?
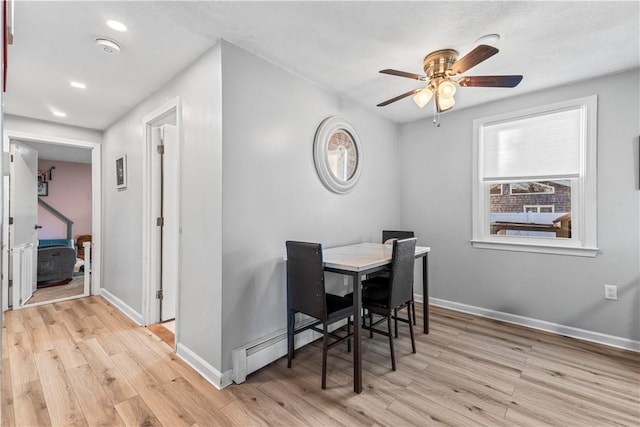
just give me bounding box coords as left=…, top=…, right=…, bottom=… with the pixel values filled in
left=437, top=80, right=457, bottom=98
left=436, top=94, right=455, bottom=112
left=413, top=87, right=433, bottom=108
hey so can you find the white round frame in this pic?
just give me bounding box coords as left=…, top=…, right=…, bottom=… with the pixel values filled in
left=313, top=116, right=363, bottom=194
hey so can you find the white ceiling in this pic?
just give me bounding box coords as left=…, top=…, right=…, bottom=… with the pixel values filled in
left=4, top=1, right=639, bottom=131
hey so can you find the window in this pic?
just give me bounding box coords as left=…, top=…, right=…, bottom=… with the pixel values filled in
left=472, top=96, right=598, bottom=257
left=524, top=205, right=554, bottom=213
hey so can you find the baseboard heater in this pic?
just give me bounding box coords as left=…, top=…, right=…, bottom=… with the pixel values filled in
left=232, top=317, right=347, bottom=384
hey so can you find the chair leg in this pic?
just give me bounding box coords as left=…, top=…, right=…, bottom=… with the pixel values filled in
left=322, top=323, right=328, bottom=389
left=408, top=303, right=416, bottom=353
left=369, top=312, right=373, bottom=338
left=287, top=310, right=294, bottom=368
left=347, top=316, right=351, bottom=353
left=412, top=295, right=416, bottom=325
left=394, top=308, right=399, bottom=338
left=387, top=315, right=396, bottom=371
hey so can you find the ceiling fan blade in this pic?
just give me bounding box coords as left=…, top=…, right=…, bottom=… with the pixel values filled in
left=448, top=44, right=499, bottom=76
left=377, top=88, right=422, bottom=107
left=379, top=69, right=426, bottom=81
left=458, top=75, right=523, bottom=88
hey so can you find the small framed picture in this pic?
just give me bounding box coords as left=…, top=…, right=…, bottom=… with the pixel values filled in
left=116, top=155, right=127, bottom=189
left=37, top=180, right=48, bottom=196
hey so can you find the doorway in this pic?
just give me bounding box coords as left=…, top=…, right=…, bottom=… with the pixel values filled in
left=2, top=130, right=101, bottom=310
left=142, top=99, right=181, bottom=349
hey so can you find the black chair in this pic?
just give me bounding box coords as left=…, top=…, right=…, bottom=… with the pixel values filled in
left=351, top=238, right=417, bottom=371
left=382, top=230, right=415, bottom=244
left=369, top=230, right=417, bottom=330
left=286, top=241, right=354, bottom=389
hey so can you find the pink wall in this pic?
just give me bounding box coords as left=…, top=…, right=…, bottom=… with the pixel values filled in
left=38, top=159, right=92, bottom=241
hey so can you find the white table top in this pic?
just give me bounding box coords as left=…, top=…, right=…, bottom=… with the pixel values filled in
left=323, top=242, right=430, bottom=272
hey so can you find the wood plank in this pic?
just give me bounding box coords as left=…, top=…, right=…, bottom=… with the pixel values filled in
left=136, top=383, right=196, bottom=427
left=115, top=329, right=177, bottom=384
left=405, top=377, right=515, bottom=426
left=34, top=349, right=87, bottom=426
left=147, top=323, right=174, bottom=347
left=158, top=377, right=235, bottom=426
left=1, top=357, right=16, bottom=426
left=249, top=360, right=377, bottom=426
left=66, top=364, right=125, bottom=426
left=7, top=332, right=38, bottom=386
left=76, top=338, right=137, bottom=405
left=47, top=323, right=88, bottom=370
left=11, top=380, right=52, bottom=427
left=114, top=395, right=161, bottom=427
left=4, top=308, right=25, bottom=334
left=110, top=351, right=159, bottom=391
left=21, top=306, right=55, bottom=353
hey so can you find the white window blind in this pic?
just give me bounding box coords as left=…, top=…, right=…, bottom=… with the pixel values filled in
left=481, top=107, right=583, bottom=181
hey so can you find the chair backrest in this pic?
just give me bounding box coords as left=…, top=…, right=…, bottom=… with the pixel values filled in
left=286, top=241, right=326, bottom=321
left=382, top=230, right=415, bottom=244
left=388, top=238, right=417, bottom=309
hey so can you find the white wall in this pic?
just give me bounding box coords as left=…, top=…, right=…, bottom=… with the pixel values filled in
left=399, top=69, right=640, bottom=343
left=3, top=114, right=102, bottom=143
left=102, top=43, right=224, bottom=369
left=219, top=41, right=400, bottom=370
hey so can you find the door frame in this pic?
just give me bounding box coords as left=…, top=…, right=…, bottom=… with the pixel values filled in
left=141, top=98, right=181, bottom=344
left=2, top=130, right=102, bottom=310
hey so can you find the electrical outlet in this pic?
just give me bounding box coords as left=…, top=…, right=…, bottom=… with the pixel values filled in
left=604, top=284, right=618, bottom=300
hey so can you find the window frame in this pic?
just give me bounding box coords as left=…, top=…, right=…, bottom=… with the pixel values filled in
left=523, top=205, right=555, bottom=213
left=471, top=96, right=598, bottom=257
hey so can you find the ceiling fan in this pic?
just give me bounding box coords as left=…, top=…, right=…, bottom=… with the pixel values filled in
left=377, top=44, right=523, bottom=114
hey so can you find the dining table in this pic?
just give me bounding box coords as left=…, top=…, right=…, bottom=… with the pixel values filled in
left=322, top=242, right=431, bottom=393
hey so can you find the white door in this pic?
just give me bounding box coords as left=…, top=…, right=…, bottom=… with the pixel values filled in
left=9, top=142, right=39, bottom=306
left=153, top=125, right=179, bottom=322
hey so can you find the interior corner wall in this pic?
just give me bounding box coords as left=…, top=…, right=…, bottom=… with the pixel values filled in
left=219, top=40, right=401, bottom=372
left=398, top=68, right=640, bottom=342
left=101, top=42, right=224, bottom=370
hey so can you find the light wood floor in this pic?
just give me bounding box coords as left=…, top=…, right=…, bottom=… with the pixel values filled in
left=2, top=296, right=639, bottom=426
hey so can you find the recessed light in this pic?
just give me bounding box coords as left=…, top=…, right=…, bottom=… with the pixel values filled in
left=476, top=34, right=501, bottom=46
left=95, top=38, right=121, bottom=54
left=70, top=81, right=87, bottom=89
left=106, top=20, right=127, bottom=32
left=52, top=111, right=66, bottom=118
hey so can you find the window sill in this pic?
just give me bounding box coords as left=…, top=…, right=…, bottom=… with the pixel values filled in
left=471, top=239, right=598, bottom=257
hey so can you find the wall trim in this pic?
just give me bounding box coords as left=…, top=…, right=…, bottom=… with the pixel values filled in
left=428, top=296, right=640, bottom=352
left=176, top=343, right=232, bottom=390
left=2, top=129, right=102, bottom=311
left=99, top=288, right=143, bottom=325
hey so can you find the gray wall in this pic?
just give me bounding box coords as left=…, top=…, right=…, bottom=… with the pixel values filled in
left=219, top=41, right=400, bottom=370
left=102, top=43, right=224, bottom=368
left=398, top=68, right=640, bottom=341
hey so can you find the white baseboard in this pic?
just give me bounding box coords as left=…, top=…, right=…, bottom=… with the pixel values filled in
left=429, top=296, right=640, bottom=352
left=99, top=288, right=143, bottom=325
left=232, top=317, right=345, bottom=384
left=177, top=343, right=233, bottom=389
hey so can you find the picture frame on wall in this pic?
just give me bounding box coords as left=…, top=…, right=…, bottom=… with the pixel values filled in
left=116, top=155, right=127, bottom=189
left=37, top=180, right=48, bottom=196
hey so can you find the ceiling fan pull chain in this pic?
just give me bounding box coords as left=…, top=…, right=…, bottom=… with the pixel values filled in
left=433, top=100, right=440, bottom=127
